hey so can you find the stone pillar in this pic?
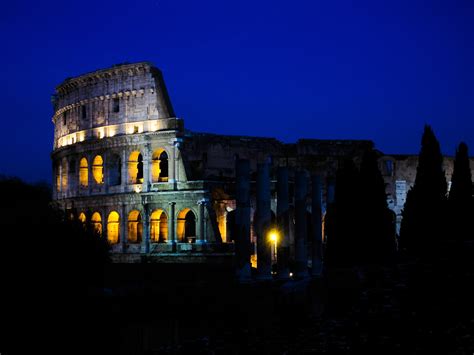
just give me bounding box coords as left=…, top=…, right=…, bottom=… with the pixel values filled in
left=101, top=208, right=107, bottom=242
left=142, top=144, right=151, bottom=192
left=294, top=170, right=309, bottom=279
left=256, top=162, right=272, bottom=280
left=276, top=166, right=290, bottom=279
left=311, top=175, right=323, bottom=277
left=197, top=198, right=208, bottom=243
left=235, top=159, right=252, bottom=282
left=121, top=149, right=128, bottom=190
left=141, top=199, right=150, bottom=253
left=169, top=138, right=182, bottom=185
left=168, top=202, right=176, bottom=250
left=120, top=204, right=127, bottom=253
left=102, top=154, right=108, bottom=195
left=87, top=153, right=93, bottom=195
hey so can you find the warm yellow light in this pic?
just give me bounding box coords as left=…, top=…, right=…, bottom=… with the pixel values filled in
left=268, top=229, right=278, bottom=243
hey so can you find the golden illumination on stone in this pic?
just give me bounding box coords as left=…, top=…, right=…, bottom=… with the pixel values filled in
left=92, top=155, right=104, bottom=184
left=127, top=210, right=142, bottom=243
left=78, top=212, right=86, bottom=224
left=177, top=208, right=196, bottom=242
left=91, top=212, right=102, bottom=236
left=128, top=151, right=143, bottom=184
left=61, top=159, right=68, bottom=191
left=107, top=211, right=120, bottom=244
left=150, top=209, right=168, bottom=242
left=79, top=157, right=88, bottom=187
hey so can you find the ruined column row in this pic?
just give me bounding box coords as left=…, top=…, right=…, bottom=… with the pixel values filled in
left=234, top=159, right=324, bottom=282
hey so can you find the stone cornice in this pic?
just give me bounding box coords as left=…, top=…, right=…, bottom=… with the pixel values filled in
left=55, top=62, right=153, bottom=96
left=52, top=86, right=153, bottom=120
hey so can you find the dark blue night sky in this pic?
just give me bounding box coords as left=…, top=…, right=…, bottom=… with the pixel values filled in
left=1, top=0, right=473, bottom=182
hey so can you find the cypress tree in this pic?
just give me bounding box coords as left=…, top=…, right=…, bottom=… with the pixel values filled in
left=358, top=149, right=397, bottom=264
left=448, top=142, right=473, bottom=241
left=399, top=125, right=447, bottom=256
left=325, top=159, right=360, bottom=267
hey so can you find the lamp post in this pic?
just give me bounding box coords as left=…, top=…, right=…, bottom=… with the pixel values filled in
left=269, top=229, right=278, bottom=265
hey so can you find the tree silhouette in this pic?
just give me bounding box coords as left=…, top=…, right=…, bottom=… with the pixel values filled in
left=0, top=177, right=110, bottom=354
left=399, top=125, right=447, bottom=256
left=324, top=159, right=360, bottom=267
left=448, top=142, right=473, bottom=241
left=358, top=149, right=397, bottom=264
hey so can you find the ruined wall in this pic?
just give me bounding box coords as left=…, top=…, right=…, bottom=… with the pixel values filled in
left=51, top=62, right=222, bottom=256
left=52, top=62, right=179, bottom=150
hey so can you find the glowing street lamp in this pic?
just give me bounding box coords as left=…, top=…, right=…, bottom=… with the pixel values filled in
left=268, top=229, right=279, bottom=264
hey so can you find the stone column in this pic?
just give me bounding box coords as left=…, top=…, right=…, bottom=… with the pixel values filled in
left=101, top=208, right=107, bottom=242
left=142, top=144, right=151, bottom=192
left=121, top=149, right=128, bottom=191
left=87, top=153, right=93, bottom=195
left=168, top=202, right=176, bottom=251
left=120, top=204, right=127, bottom=253
left=235, top=159, right=252, bottom=282
left=169, top=138, right=182, bottom=185
left=311, top=175, right=323, bottom=277
left=141, top=198, right=150, bottom=253
left=276, top=166, right=290, bottom=280
left=256, top=162, right=272, bottom=280
left=103, top=154, right=108, bottom=195
left=197, top=198, right=208, bottom=243
left=294, top=170, right=309, bottom=279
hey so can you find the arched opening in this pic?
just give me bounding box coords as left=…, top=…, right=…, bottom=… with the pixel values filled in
left=55, top=162, right=61, bottom=192
left=109, top=154, right=121, bottom=186
left=177, top=208, right=196, bottom=243
left=79, top=157, right=88, bottom=187
left=151, top=149, right=169, bottom=182
left=78, top=212, right=87, bottom=224
left=91, top=212, right=102, bottom=236
left=92, top=155, right=104, bottom=184
left=127, top=210, right=142, bottom=243
left=150, top=209, right=168, bottom=242
left=107, top=211, right=120, bottom=244
left=61, top=158, right=68, bottom=191
left=128, top=151, right=143, bottom=184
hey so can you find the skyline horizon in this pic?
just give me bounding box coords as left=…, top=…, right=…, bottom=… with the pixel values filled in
left=1, top=0, right=472, bottom=183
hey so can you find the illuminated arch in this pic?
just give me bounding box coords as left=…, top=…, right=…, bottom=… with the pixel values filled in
left=177, top=208, right=196, bottom=243
left=91, top=212, right=102, bottom=236
left=127, top=210, right=142, bottom=243
left=78, top=212, right=87, bottom=224
left=92, top=155, right=104, bottom=184
left=107, top=211, right=120, bottom=244
left=61, top=158, right=68, bottom=191
left=79, top=157, right=88, bottom=187
left=150, top=209, right=168, bottom=242
left=151, top=149, right=169, bottom=183
left=55, top=162, right=61, bottom=192
left=128, top=151, right=143, bottom=184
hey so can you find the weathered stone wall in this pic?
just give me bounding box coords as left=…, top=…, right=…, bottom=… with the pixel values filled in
left=52, top=62, right=177, bottom=149
left=52, top=61, right=474, bottom=262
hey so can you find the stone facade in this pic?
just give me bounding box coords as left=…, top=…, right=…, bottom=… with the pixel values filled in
left=51, top=62, right=474, bottom=262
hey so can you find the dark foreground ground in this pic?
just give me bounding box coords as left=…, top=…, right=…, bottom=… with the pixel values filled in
left=3, top=243, right=474, bottom=355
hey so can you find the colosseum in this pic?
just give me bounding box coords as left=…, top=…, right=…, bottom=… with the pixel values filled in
left=51, top=62, right=474, bottom=263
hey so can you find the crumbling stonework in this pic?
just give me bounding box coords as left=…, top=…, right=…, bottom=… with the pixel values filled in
left=51, top=62, right=474, bottom=262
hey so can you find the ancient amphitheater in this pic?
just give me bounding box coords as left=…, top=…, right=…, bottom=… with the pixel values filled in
left=51, top=62, right=470, bottom=262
